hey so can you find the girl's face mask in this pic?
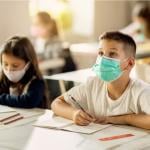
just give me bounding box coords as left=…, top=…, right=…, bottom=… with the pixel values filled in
left=92, top=56, right=126, bottom=82
left=3, top=63, right=30, bottom=83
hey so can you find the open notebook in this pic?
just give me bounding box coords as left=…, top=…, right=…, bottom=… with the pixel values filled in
left=34, top=116, right=111, bottom=134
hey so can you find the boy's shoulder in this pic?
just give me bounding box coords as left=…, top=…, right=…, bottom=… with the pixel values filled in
left=85, top=76, right=105, bottom=87
left=130, top=78, right=150, bottom=92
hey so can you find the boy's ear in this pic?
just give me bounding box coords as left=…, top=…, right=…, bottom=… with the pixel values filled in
left=126, top=57, right=135, bottom=70
left=121, top=57, right=135, bottom=70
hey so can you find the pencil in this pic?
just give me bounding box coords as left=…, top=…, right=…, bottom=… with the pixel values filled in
left=4, top=116, right=24, bottom=125
left=0, top=113, right=20, bottom=122
left=69, top=95, right=85, bottom=111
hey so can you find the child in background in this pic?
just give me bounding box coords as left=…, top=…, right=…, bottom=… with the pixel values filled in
left=31, top=11, right=62, bottom=62
left=52, top=31, right=150, bottom=130
left=121, top=2, right=150, bottom=43
left=0, top=36, right=48, bottom=108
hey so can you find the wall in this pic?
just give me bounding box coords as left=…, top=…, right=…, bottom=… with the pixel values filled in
left=0, top=1, right=136, bottom=44
left=0, top=1, right=30, bottom=44
left=94, top=0, right=131, bottom=39
left=65, top=0, right=132, bottom=42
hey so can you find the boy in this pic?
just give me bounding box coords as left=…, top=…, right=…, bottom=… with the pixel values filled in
left=51, top=31, right=150, bottom=129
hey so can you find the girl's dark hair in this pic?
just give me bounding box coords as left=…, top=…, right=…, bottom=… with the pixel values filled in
left=0, top=36, right=49, bottom=108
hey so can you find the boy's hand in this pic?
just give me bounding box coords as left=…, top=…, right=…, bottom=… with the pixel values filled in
left=72, top=109, right=95, bottom=126
left=94, top=116, right=109, bottom=124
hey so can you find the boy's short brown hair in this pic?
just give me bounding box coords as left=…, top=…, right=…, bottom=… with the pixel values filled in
left=99, top=31, right=136, bottom=57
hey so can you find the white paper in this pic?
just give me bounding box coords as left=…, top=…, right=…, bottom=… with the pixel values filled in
left=0, top=112, right=19, bottom=121
left=34, top=116, right=111, bottom=134
left=96, top=126, right=149, bottom=149
left=0, top=105, right=15, bottom=113
left=63, top=123, right=111, bottom=134
left=115, top=134, right=150, bottom=150
left=34, top=116, right=73, bottom=129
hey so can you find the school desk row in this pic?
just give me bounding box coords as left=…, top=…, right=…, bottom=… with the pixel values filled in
left=0, top=105, right=150, bottom=150
left=30, top=42, right=150, bottom=73
left=70, top=42, right=150, bottom=69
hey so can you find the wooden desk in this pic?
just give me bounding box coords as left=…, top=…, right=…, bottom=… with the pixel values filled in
left=0, top=107, right=150, bottom=150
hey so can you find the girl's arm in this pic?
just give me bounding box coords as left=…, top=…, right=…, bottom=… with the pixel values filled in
left=0, top=79, right=45, bottom=108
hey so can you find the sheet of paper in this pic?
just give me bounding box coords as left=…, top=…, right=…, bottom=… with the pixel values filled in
left=62, top=123, right=111, bottom=134
left=115, top=134, right=150, bottom=150
left=34, top=116, right=111, bottom=134
left=15, top=108, right=45, bottom=118
left=94, top=126, right=149, bottom=149
left=34, top=116, right=73, bottom=129
left=0, top=112, right=19, bottom=121
left=0, top=105, right=15, bottom=113
left=0, top=108, right=45, bottom=130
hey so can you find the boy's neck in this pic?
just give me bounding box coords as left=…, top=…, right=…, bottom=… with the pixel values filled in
left=107, top=75, right=130, bottom=100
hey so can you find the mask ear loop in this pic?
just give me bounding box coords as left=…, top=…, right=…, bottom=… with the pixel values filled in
left=24, top=62, right=30, bottom=71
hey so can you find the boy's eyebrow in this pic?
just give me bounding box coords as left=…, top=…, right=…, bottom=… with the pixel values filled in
left=98, top=47, right=119, bottom=51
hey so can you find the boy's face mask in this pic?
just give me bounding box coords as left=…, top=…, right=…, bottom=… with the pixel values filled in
left=3, top=63, right=30, bottom=83
left=92, top=56, right=126, bottom=82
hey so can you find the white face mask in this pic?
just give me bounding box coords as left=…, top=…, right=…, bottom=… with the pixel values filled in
left=3, top=63, right=30, bottom=83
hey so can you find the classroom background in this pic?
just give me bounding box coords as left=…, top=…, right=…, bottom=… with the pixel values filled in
left=1, top=0, right=150, bottom=100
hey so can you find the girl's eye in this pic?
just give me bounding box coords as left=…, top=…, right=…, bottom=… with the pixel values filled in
left=12, top=65, right=19, bottom=68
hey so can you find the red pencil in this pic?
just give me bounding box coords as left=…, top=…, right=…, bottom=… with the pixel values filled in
left=99, top=134, right=134, bottom=141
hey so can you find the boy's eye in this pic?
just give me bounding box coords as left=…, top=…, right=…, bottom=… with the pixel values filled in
left=109, top=52, right=117, bottom=58
left=98, top=51, right=104, bottom=56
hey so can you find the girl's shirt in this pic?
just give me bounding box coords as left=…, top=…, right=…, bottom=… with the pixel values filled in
left=0, top=77, right=46, bottom=108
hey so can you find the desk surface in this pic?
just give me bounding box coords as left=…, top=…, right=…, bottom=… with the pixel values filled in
left=44, top=68, right=96, bottom=83
left=45, top=67, right=136, bottom=83
left=0, top=107, right=150, bottom=150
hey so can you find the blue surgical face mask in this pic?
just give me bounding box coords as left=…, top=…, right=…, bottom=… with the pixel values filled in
left=92, top=56, right=124, bottom=82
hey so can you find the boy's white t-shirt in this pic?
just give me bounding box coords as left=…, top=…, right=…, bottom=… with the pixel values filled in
left=63, top=76, right=150, bottom=118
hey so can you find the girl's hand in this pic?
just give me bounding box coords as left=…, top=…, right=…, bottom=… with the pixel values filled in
left=72, top=109, right=95, bottom=126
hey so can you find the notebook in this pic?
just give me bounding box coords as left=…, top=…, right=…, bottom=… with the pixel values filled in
left=34, top=116, right=111, bottom=134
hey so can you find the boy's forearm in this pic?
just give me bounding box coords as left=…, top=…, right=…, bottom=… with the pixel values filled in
left=51, top=97, right=78, bottom=121
left=107, top=114, right=150, bottom=130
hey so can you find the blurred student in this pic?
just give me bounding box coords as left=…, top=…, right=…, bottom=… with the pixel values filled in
left=0, top=36, right=48, bottom=108
left=52, top=31, right=150, bottom=130
left=121, top=2, right=150, bottom=43
left=31, top=11, right=62, bottom=62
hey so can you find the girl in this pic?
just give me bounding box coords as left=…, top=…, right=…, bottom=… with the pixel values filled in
left=31, top=11, right=62, bottom=61
left=0, top=36, right=48, bottom=108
